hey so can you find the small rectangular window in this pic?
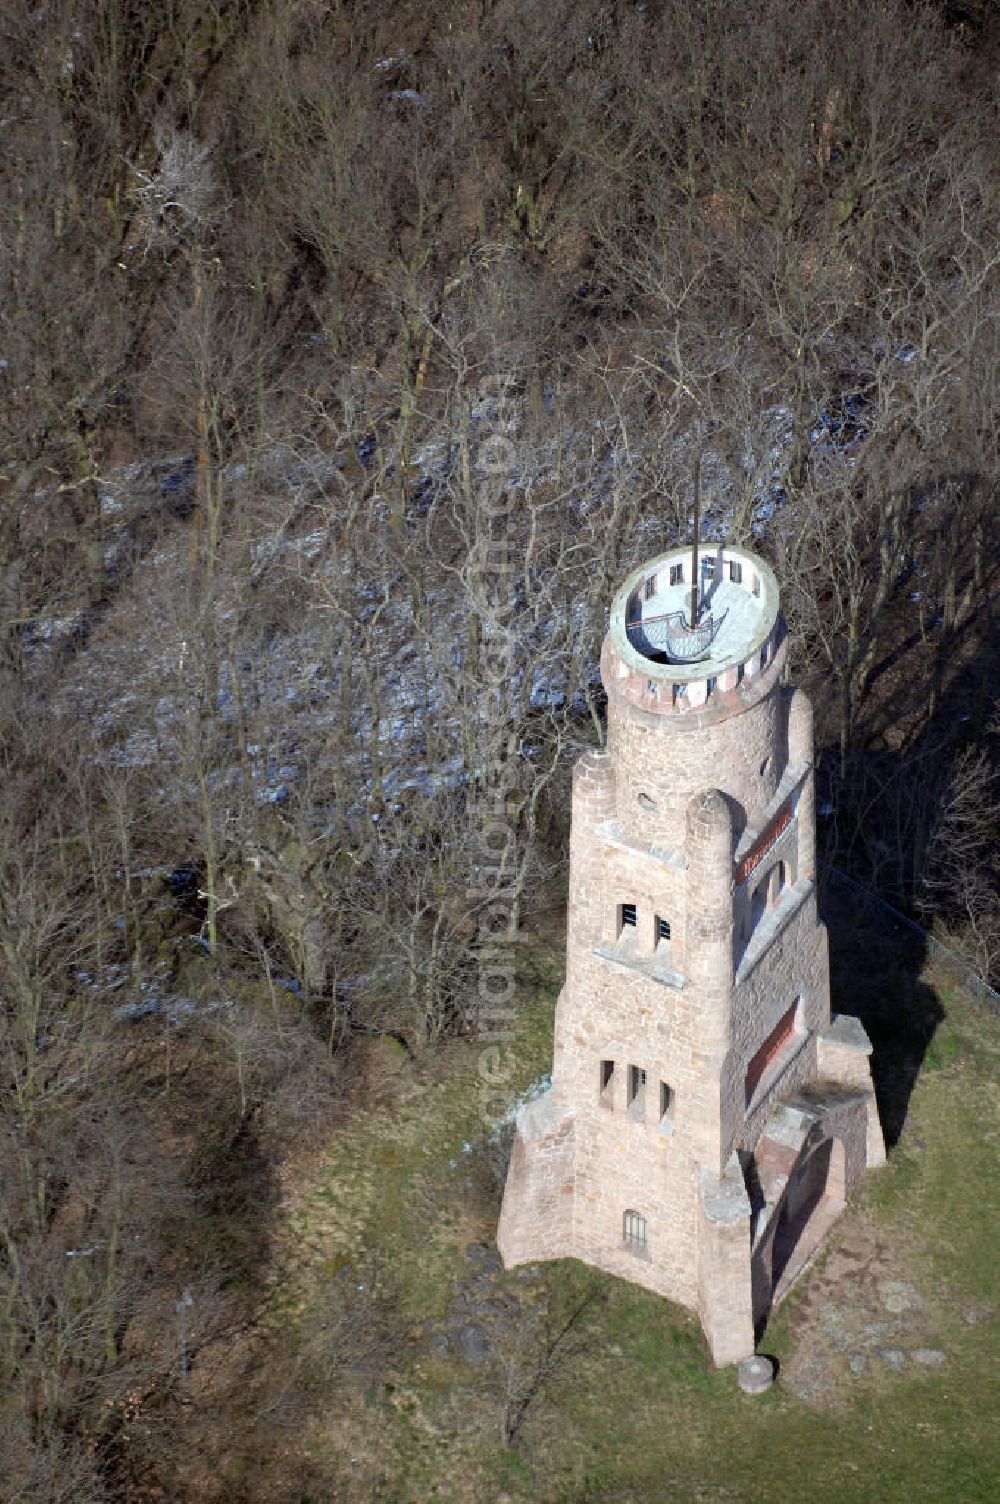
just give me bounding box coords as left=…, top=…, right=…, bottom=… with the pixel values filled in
left=752, top=573, right=760, bottom=597
left=627, top=1064, right=646, bottom=1119
left=620, top=903, right=637, bottom=930
left=659, top=1082, right=673, bottom=1123
left=670, top=563, right=683, bottom=586
left=706, top=676, right=717, bottom=696
left=729, top=560, right=743, bottom=584
left=600, top=1059, right=615, bottom=1106
left=703, top=557, right=715, bottom=578
left=644, top=575, right=656, bottom=600
left=656, top=917, right=671, bottom=943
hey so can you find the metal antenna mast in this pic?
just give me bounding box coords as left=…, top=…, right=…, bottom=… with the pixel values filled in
left=689, top=452, right=701, bottom=630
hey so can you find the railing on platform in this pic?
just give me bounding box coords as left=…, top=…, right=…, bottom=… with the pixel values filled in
left=626, top=608, right=721, bottom=664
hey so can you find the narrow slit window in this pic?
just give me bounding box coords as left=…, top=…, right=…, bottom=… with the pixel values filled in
left=620, top=902, right=637, bottom=931
left=670, top=563, right=683, bottom=586
left=600, top=1058, right=615, bottom=1106
left=627, top=1064, right=647, bottom=1119
left=656, top=916, right=671, bottom=944
left=729, top=560, right=743, bottom=584
left=623, top=1208, right=647, bottom=1253
left=644, top=575, right=656, bottom=600
left=659, top=1082, right=673, bottom=1124
left=706, top=676, right=717, bottom=696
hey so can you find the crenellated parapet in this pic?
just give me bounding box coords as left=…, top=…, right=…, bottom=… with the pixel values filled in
left=606, top=545, right=784, bottom=720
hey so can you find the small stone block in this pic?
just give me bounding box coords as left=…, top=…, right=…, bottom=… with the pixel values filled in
left=738, top=1355, right=775, bottom=1394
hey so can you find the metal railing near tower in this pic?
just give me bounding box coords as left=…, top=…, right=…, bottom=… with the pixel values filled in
left=626, top=607, right=723, bottom=664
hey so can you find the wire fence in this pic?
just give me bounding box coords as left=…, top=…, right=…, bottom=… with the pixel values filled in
left=819, top=862, right=1000, bottom=1019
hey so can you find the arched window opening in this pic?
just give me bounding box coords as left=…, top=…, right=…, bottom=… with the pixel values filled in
left=623, top=1209, right=647, bottom=1254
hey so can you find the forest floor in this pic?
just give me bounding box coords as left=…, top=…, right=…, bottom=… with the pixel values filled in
left=171, top=911, right=1000, bottom=1504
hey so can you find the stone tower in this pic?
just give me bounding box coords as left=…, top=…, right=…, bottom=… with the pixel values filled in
left=497, top=544, right=885, bottom=1364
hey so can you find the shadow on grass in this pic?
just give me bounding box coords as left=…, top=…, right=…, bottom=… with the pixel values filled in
left=821, top=873, right=943, bottom=1148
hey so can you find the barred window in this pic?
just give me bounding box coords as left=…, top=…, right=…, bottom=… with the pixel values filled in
left=623, top=1209, right=647, bottom=1252
left=620, top=902, right=637, bottom=930
left=670, top=563, right=683, bottom=586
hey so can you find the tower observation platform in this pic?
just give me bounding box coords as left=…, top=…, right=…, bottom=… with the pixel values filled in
left=609, top=545, right=781, bottom=716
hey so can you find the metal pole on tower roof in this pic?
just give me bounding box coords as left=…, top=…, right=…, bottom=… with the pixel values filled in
left=689, top=453, right=701, bottom=630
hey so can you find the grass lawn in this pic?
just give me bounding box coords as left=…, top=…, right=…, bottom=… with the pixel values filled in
left=251, top=923, right=999, bottom=1503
